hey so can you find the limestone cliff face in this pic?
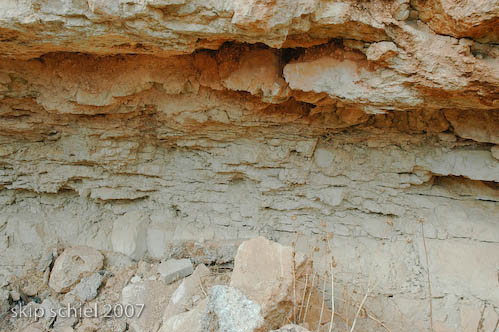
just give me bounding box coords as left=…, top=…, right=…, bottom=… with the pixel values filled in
left=0, top=1, right=498, bottom=331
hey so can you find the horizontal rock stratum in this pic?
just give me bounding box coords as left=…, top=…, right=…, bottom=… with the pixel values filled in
left=0, top=1, right=498, bottom=331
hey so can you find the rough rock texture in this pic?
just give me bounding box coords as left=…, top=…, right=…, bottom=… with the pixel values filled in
left=70, top=272, right=103, bottom=302
left=202, top=285, right=264, bottom=332
left=48, top=247, right=104, bottom=293
left=163, top=263, right=211, bottom=320
left=121, top=276, right=173, bottom=332
left=0, top=1, right=498, bottom=331
left=231, top=237, right=312, bottom=330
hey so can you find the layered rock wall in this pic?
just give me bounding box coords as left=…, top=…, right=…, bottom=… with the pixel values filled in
left=0, top=1, right=498, bottom=331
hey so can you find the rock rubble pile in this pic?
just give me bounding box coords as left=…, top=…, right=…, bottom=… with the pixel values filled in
left=1, top=237, right=334, bottom=332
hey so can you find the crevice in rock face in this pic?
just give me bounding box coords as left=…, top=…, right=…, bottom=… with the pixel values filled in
left=431, top=176, right=499, bottom=203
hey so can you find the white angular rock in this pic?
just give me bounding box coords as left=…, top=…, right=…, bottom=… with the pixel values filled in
left=49, top=247, right=104, bottom=293
left=122, top=280, right=172, bottom=332
left=111, top=210, right=149, bottom=260
left=230, top=237, right=312, bottom=331
left=160, top=300, right=207, bottom=332
left=158, top=259, right=194, bottom=284
left=202, top=285, right=264, bottom=332
left=37, top=249, right=55, bottom=272
left=163, top=264, right=210, bottom=320
left=71, top=272, right=103, bottom=302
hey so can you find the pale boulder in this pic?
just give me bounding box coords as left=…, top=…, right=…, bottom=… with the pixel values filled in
left=230, top=237, right=312, bottom=330
left=163, top=264, right=210, bottom=320
left=49, top=247, right=104, bottom=293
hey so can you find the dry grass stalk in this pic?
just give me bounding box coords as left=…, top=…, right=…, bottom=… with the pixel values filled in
left=419, top=219, right=433, bottom=332
left=302, top=271, right=316, bottom=323
left=349, top=283, right=373, bottom=332
left=313, top=283, right=394, bottom=332
left=291, top=232, right=299, bottom=324
left=344, top=285, right=350, bottom=328
left=317, top=271, right=327, bottom=332
left=328, top=258, right=335, bottom=332
left=298, top=270, right=309, bottom=322
left=325, top=236, right=335, bottom=332
left=199, top=279, right=208, bottom=297
left=292, top=254, right=297, bottom=324
left=492, top=314, right=499, bottom=332
left=303, top=236, right=320, bottom=324
left=366, top=312, right=393, bottom=332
